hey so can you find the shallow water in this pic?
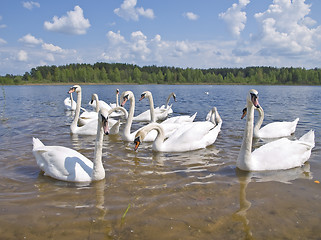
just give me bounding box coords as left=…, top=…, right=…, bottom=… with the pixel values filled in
left=0, top=84, right=320, bottom=239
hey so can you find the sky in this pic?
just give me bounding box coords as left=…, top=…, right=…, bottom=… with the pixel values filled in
left=1, top=0, right=321, bottom=76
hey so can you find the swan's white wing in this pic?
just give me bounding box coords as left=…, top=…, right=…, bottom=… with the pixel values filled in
left=133, top=109, right=151, bottom=122
left=251, top=135, right=314, bottom=171
left=64, top=97, right=76, bottom=111
left=257, top=118, right=299, bottom=138
left=32, top=139, right=93, bottom=182
left=161, top=121, right=218, bottom=152
left=90, top=100, right=112, bottom=111
left=162, top=112, right=197, bottom=124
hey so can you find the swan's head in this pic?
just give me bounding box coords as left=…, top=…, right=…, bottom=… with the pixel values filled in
left=134, top=136, right=141, bottom=151
left=120, top=91, right=133, bottom=107
left=68, top=85, right=81, bottom=94
left=99, top=108, right=110, bottom=135
left=247, top=89, right=260, bottom=108
left=241, top=107, right=247, bottom=119
left=139, top=91, right=151, bottom=101
left=134, top=128, right=149, bottom=151
left=116, top=89, right=120, bottom=94
left=91, top=93, right=98, bottom=104
left=172, top=93, right=177, bottom=102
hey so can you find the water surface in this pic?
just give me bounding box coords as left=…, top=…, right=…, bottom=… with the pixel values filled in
left=0, top=84, right=320, bottom=239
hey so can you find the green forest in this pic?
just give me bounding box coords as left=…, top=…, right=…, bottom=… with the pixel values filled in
left=1, top=62, right=321, bottom=85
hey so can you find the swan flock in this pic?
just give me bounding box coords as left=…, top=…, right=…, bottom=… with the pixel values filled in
left=33, top=86, right=315, bottom=182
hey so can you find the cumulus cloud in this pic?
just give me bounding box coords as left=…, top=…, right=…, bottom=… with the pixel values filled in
left=114, top=0, right=155, bottom=21
left=183, top=12, right=199, bottom=21
left=42, top=43, right=63, bottom=52
left=18, top=34, right=43, bottom=45
left=22, top=1, right=40, bottom=10
left=44, top=5, right=90, bottom=35
left=219, top=0, right=250, bottom=37
left=254, top=0, right=321, bottom=56
left=18, top=50, right=28, bottom=61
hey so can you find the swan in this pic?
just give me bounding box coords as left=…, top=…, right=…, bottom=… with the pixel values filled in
left=109, top=89, right=120, bottom=109
left=32, top=108, right=109, bottom=182
left=136, top=91, right=197, bottom=124
left=64, top=92, right=76, bottom=111
left=241, top=105, right=299, bottom=138
left=237, top=89, right=315, bottom=171
left=68, top=86, right=127, bottom=135
left=79, top=93, right=123, bottom=127
left=79, top=93, right=102, bottom=125
left=120, top=91, right=183, bottom=141
left=133, top=91, right=172, bottom=122
left=157, top=92, right=176, bottom=114
left=134, top=106, right=222, bottom=152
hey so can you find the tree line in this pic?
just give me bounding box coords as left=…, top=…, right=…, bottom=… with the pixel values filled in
left=1, top=62, right=321, bottom=85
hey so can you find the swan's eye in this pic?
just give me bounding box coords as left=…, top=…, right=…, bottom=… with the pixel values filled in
left=250, top=93, right=257, bottom=99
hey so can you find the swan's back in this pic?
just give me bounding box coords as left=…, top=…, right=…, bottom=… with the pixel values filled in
left=162, top=121, right=220, bottom=152
left=32, top=138, right=93, bottom=182
left=251, top=130, right=315, bottom=171
left=257, top=118, right=299, bottom=138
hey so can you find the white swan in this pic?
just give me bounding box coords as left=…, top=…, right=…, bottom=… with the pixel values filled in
left=134, top=106, right=222, bottom=152
left=241, top=105, right=299, bottom=138
left=157, top=92, right=176, bottom=114
left=79, top=93, right=101, bottom=126
left=237, top=89, right=315, bottom=171
left=120, top=91, right=182, bottom=141
left=133, top=91, right=172, bottom=122
left=136, top=91, right=196, bottom=124
left=64, top=92, right=76, bottom=111
left=32, top=108, right=109, bottom=182
left=109, top=89, right=120, bottom=109
left=69, top=86, right=127, bottom=135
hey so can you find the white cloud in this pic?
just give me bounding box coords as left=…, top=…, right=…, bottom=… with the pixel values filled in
left=44, top=5, right=90, bottom=35
left=18, top=50, right=28, bottom=61
left=183, top=12, right=199, bottom=21
left=114, top=0, right=155, bottom=21
left=42, top=43, right=63, bottom=53
left=130, top=31, right=151, bottom=60
left=18, top=34, right=43, bottom=45
left=106, top=30, right=126, bottom=45
left=254, top=0, right=321, bottom=56
left=219, top=0, right=250, bottom=37
left=22, top=1, right=40, bottom=10
left=0, top=38, right=7, bottom=44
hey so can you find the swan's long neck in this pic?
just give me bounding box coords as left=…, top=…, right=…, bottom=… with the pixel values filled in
left=237, top=102, right=254, bottom=170
left=254, top=106, right=264, bottom=136
left=147, top=94, right=156, bottom=122
left=94, top=94, right=100, bottom=113
left=70, top=93, right=74, bottom=109
left=123, top=95, right=135, bottom=137
left=142, top=123, right=165, bottom=151
left=92, top=116, right=105, bottom=181
left=165, top=93, right=173, bottom=108
left=116, top=93, right=119, bottom=107
left=70, top=90, right=82, bottom=133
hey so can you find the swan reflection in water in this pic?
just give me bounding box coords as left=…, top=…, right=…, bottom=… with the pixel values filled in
left=233, top=164, right=312, bottom=239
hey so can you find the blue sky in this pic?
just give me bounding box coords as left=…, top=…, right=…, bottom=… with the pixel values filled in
left=1, top=0, right=321, bottom=75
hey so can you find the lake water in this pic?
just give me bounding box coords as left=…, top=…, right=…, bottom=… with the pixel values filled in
left=0, top=84, right=320, bottom=239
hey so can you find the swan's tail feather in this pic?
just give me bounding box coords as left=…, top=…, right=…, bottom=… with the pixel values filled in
left=33, top=137, right=44, bottom=150
left=191, top=112, right=197, bottom=121
left=299, top=130, right=315, bottom=148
